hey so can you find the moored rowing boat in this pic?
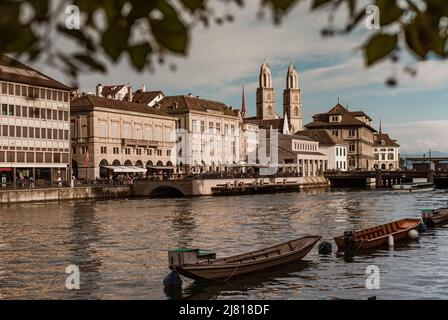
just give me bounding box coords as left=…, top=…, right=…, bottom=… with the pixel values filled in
left=334, top=218, right=421, bottom=252
left=169, top=235, right=321, bottom=281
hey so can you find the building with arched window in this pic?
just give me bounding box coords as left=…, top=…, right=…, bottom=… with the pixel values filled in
left=70, top=95, right=176, bottom=179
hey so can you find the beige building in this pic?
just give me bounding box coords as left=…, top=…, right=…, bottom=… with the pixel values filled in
left=0, top=54, right=72, bottom=188
left=70, top=95, right=176, bottom=179
left=277, top=134, right=328, bottom=176
left=305, top=103, right=376, bottom=170
left=158, top=95, right=243, bottom=173
left=374, top=132, right=400, bottom=170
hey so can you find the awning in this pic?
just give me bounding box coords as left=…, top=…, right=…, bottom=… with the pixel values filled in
left=147, top=166, right=176, bottom=170
left=101, top=166, right=147, bottom=173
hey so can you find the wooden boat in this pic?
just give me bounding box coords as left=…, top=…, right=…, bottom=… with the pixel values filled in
left=168, top=235, right=321, bottom=281
left=334, top=218, right=421, bottom=252
left=422, top=208, right=448, bottom=227
left=392, top=182, right=434, bottom=193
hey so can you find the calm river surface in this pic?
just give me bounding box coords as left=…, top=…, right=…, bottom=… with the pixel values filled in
left=1, top=188, right=448, bottom=300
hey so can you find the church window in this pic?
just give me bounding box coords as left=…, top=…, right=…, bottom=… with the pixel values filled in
left=263, top=73, right=267, bottom=87
left=294, top=107, right=299, bottom=117
left=294, top=95, right=298, bottom=103
left=267, top=105, right=272, bottom=115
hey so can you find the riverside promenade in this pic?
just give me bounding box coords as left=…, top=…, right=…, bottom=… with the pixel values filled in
left=0, top=185, right=131, bottom=204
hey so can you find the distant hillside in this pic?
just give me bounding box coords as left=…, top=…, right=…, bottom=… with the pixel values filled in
left=402, top=151, right=448, bottom=158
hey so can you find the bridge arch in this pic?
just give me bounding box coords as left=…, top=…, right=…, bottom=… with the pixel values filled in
left=149, top=186, right=185, bottom=197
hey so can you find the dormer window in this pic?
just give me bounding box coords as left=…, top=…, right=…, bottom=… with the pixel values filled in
left=330, top=115, right=341, bottom=123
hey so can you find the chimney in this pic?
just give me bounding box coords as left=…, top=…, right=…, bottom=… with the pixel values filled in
left=142, top=84, right=146, bottom=92
left=173, top=102, right=178, bottom=109
left=127, top=84, right=133, bottom=101
left=96, top=84, right=103, bottom=97
left=187, top=93, right=193, bottom=97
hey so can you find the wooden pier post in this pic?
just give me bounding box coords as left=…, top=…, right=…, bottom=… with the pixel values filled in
left=427, top=169, right=434, bottom=183
left=375, top=169, right=382, bottom=188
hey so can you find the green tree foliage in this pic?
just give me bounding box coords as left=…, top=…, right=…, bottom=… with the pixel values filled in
left=0, top=0, right=446, bottom=85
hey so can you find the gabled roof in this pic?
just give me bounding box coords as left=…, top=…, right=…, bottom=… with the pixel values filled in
left=101, top=85, right=126, bottom=96
left=374, top=133, right=400, bottom=147
left=158, top=95, right=240, bottom=117
left=131, top=90, right=164, bottom=105
left=71, top=95, right=172, bottom=118
left=0, top=54, right=73, bottom=91
left=294, top=129, right=348, bottom=146
left=305, top=103, right=376, bottom=132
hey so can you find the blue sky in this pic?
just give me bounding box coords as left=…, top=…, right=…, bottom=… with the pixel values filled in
left=32, top=0, right=448, bottom=153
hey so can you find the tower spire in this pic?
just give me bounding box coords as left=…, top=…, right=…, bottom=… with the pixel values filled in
left=379, top=117, right=382, bottom=134
left=241, top=81, right=246, bottom=117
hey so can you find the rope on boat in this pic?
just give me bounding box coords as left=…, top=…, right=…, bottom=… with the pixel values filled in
left=223, top=261, right=241, bottom=282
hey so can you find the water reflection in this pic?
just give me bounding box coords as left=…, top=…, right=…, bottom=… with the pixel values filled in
left=1, top=189, right=448, bottom=299
left=68, top=202, right=103, bottom=299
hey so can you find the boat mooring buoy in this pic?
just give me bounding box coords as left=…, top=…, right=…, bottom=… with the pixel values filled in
left=318, top=241, right=332, bottom=254
left=163, top=269, right=183, bottom=288
left=388, top=235, right=394, bottom=248
left=408, top=229, right=419, bottom=240
left=419, top=222, right=427, bottom=233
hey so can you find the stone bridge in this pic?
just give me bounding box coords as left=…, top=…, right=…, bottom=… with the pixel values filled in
left=132, top=177, right=329, bottom=197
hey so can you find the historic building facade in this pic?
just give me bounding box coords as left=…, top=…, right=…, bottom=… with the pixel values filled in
left=244, top=61, right=328, bottom=177
left=305, top=104, right=376, bottom=170
left=277, top=134, right=328, bottom=176
left=158, top=95, right=243, bottom=173
left=373, top=131, right=400, bottom=170
left=0, top=54, right=72, bottom=188
left=295, top=129, right=348, bottom=171
left=249, top=62, right=303, bottom=133
left=70, top=95, right=176, bottom=179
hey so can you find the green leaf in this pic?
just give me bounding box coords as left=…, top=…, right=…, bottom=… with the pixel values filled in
left=128, top=43, right=152, bottom=70
left=29, top=0, right=49, bottom=21
left=180, top=0, right=204, bottom=12
left=364, top=33, right=398, bottom=66
left=404, top=13, right=446, bottom=58
left=312, top=0, right=332, bottom=9
left=266, top=0, right=296, bottom=12
left=150, top=15, right=188, bottom=54
left=73, top=54, right=106, bottom=72
left=101, top=24, right=129, bottom=61
left=376, top=0, right=403, bottom=26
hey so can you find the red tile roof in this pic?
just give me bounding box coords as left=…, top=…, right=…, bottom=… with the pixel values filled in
left=71, top=95, right=172, bottom=117
left=159, top=95, right=240, bottom=117
left=305, top=104, right=376, bottom=132
left=374, top=133, right=400, bottom=147
left=131, top=91, right=164, bottom=105
left=295, top=129, right=348, bottom=146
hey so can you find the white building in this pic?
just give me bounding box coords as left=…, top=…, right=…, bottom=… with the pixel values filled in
left=277, top=134, right=329, bottom=177
left=95, top=84, right=165, bottom=107
left=0, top=54, right=72, bottom=187
left=158, top=95, right=243, bottom=173
left=374, top=132, right=400, bottom=170
left=295, top=129, right=348, bottom=171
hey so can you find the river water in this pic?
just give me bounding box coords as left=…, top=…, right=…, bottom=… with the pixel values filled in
left=1, top=188, right=448, bottom=300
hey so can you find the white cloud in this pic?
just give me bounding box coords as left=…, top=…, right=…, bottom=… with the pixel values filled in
left=386, top=120, right=448, bottom=153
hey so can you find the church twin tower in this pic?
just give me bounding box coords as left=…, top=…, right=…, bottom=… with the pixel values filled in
left=255, top=62, right=303, bottom=133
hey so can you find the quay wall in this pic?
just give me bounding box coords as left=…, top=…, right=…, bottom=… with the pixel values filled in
left=0, top=186, right=131, bottom=204
left=133, top=177, right=329, bottom=197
